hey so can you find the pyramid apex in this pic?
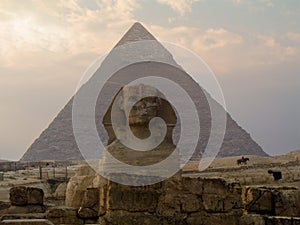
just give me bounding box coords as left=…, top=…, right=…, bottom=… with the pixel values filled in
left=132, top=22, right=144, bottom=27
left=115, top=22, right=156, bottom=47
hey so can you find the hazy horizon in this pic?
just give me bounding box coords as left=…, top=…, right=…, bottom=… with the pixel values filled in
left=0, top=0, right=299, bottom=160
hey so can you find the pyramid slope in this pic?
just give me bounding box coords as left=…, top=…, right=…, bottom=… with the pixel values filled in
left=20, top=22, right=267, bottom=162
left=115, top=22, right=156, bottom=47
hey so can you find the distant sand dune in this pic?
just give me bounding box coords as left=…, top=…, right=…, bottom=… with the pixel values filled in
left=183, top=149, right=300, bottom=172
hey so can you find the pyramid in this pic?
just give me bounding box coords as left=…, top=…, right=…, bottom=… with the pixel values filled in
left=20, top=22, right=267, bottom=162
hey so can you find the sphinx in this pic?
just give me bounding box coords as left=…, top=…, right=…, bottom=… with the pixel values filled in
left=100, top=84, right=180, bottom=178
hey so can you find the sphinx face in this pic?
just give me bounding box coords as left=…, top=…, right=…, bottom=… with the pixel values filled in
left=121, top=85, right=161, bottom=125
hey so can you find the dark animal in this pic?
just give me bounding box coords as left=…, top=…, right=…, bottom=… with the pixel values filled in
left=237, top=156, right=249, bottom=165
left=268, top=170, right=282, bottom=181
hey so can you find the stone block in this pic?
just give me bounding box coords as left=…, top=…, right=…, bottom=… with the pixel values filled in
left=9, top=187, right=44, bottom=206
left=293, top=218, right=300, bottom=225
left=162, top=174, right=182, bottom=192
left=99, top=185, right=107, bottom=216
left=81, top=188, right=99, bottom=209
left=78, top=207, right=98, bottom=218
left=27, top=187, right=44, bottom=205
left=273, top=189, right=300, bottom=217
left=224, top=194, right=243, bottom=211
left=46, top=206, right=77, bottom=218
left=240, top=214, right=265, bottom=225
left=0, top=213, right=45, bottom=220
left=202, top=194, right=224, bottom=212
left=202, top=178, right=228, bottom=195
left=186, top=212, right=240, bottom=225
left=101, top=211, right=161, bottom=225
left=266, top=216, right=293, bottom=225
left=47, top=217, right=83, bottom=225
left=10, top=187, right=27, bottom=206
left=5, top=205, right=45, bottom=214
left=0, top=201, right=10, bottom=211
left=108, top=187, right=157, bottom=212
left=77, top=187, right=99, bottom=219
left=181, top=194, right=202, bottom=213
left=182, top=177, right=202, bottom=195
left=65, top=174, right=96, bottom=208
left=242, top=187, right=272, bottom=213
left=1, top=219, right=54, bottom=225
left=53, top=182, right=67, bottom=200
left=156, top=192, right=181, bottom=216
left=201, top=189, right=242, bottom=213
left=46, top=206, right=83, bottom=225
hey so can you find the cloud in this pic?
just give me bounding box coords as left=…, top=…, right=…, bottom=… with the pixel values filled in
left=156, top=0, right=201, bottom=16
left=257, top=34, right=298, bottom=61
left=1, top=0, right=296, bottom=73
left=196, top=28, right=243, bottom=49
left=286, top=32, right=300, bottom=42
left=0, top=0, right=140, bottom=159
left=233, top=0, right=242, bottom=4
left=148, top=25, right=299, bottom=74
left=150, top=25, right=243, bottom=48
left=260, top=0, right=274, bottom=7
left=233, top=0, right=274, bottom=7
left=0, top=0, right=140, bottom=67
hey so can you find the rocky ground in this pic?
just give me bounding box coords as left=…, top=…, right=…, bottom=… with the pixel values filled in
left=0, top=165, right=78, bottom=204
left=185, top=149, right=300, bottom=169
left=1, top=150, right=300, bottom=203
left=183, top=150, right=300, bottom=188
left=0, top=151, right=299, bottom=224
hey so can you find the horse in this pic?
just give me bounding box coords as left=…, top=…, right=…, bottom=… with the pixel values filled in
left=237, top=157, right=249, bottom=166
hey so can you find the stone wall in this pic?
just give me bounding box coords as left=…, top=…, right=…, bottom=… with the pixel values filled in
left=64, top=168, right=300, bottom=225
left=97, top=174, right=243, bottom=225
left=0, top=186, right=47, bottom=224
left=2, top=169, right=300, bottom=225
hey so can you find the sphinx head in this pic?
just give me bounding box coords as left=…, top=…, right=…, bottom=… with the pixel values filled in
left=103, top=84, right=177, bottom=145
left=119, top=84, right=162, bottom=126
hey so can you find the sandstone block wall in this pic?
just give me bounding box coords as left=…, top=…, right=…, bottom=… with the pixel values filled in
left=10, top=187, right=44, bottom=207
left=3, top=171, right=300, bottom=225
left=243, top=186, right=300, bottom=217
left=46, top=206, right=83, bottom=225
left=0, top=186, right=45, bottom=216
left=62, top=166, right=300, bottom=225
left=1, top=219, right=54, bottom=225
left=98, top=175, right=244, bottom=225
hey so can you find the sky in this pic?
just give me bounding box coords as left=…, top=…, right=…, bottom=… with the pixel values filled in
left=0, top=0, right=299, bottom=160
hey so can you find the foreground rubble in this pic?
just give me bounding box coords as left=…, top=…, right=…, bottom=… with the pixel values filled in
left=1, top=163, right=299, bottom=225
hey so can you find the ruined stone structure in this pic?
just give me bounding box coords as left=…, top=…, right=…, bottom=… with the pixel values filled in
left=63, top=166, right=300, bottom=225
left=1, top=165, right=300, bottom=224
left=21, top=22, right=267, bottom=162
left=0, top=186, right=49, bottom=224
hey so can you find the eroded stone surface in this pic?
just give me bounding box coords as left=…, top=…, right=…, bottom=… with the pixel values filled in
left=1, top=219, right=54, bottom=225
left=78, top=188, right=99, bottom=219
left=10, top=187, right=27, bottom=206
left=240, top=214, right=265, bottom=225
left=65, top=165, right=96, bottom=208
left=46, top=206, right=83, bottom=225
left=242, top=186, right=300, bottom=217
left=9, top=187, right=44, bottom=207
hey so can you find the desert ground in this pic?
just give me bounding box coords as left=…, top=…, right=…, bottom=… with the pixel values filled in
left=0, top=149, right=299, bottom=203
left=183, top=150, right=300, bottom=187
left=0, top=150, right=300, bottom=224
